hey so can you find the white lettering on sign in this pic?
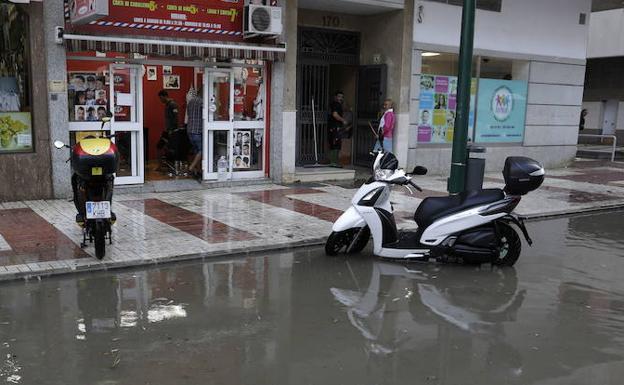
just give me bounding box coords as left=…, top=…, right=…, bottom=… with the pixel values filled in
left=171, top=13, right=187, bottom=20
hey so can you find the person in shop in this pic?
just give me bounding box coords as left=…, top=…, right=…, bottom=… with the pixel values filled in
left=186, top=89, right=204, bottom=180
left=158, top=90, right=179, bottom=134
left=328, top=91, right=347, bottom=167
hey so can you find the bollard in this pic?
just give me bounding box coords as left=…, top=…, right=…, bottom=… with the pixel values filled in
left=465, top=145, right=486, bottom=191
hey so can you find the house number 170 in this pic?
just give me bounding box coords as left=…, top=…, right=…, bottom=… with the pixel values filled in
left=322, top=16, right=341, bottom=27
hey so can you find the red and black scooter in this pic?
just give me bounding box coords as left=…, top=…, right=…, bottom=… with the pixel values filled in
left=54, top=115, right=118, bottom=259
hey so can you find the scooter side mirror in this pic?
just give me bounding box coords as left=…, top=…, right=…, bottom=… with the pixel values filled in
left=53, top=140, right=66, bottom=149
left=411, top=166, right=428, bottom=176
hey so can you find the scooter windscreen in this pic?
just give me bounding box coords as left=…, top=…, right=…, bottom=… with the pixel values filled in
left=377, top=152, right=398, bottom=171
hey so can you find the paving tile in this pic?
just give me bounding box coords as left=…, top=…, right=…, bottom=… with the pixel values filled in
left=120, top=198, right=257, bottom=244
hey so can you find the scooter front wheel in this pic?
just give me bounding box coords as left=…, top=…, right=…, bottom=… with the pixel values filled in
left=325, top=227, right=370, bottom=256
left=492, top=222, right=521, bottom=266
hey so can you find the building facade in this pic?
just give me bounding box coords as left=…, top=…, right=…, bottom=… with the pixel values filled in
left=1, top=0, right=611, bottom=202
left=408, top=0, right=590, bottom=173
left=582, top=7, right=624, bottom=144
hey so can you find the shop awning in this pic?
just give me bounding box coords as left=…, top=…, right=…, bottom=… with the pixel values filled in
left=63, top=34, right=287, bottom=62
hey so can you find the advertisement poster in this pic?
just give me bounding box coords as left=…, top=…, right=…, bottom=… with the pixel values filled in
left=475, top=79, right=528, bottom=143
left=418, top=75, right=476, bottom=144
left=67, top=0, right=245, bottom=42
left=233, top=130, right=251, bottom=169
left=68, top=72, right=110, bottom=122
left=0, top=112, right=33, bottom=153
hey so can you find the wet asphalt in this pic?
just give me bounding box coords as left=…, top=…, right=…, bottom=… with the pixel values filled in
left=1, top=211, right=624, bottom=385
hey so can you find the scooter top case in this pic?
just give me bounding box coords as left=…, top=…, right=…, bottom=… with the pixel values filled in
left=72, top=137, right=119, bottom=181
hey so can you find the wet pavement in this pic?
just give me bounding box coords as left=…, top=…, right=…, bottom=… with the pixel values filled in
left=1, top=159, right=624, bottom=281
left=1, top=210, right=624, bottom=384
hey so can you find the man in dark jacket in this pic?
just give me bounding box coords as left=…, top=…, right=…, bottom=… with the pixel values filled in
left=158, top=89, right=179, bottom=134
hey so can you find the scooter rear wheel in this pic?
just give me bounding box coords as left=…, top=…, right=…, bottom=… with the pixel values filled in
left=492, top=222, right=521, bottom=266
left=94, top=221, right=106, bottom=260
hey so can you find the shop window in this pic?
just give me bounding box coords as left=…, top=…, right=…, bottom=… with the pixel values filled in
left=418, top=52, right=478, bottom=144
left=474, top=57, right=529, bottom=144
left=417, top=53, right=528, bottom=144
left=421, top=52, right=478, bottom=77
left=0, top=4, right=33, bottom=153
left=233, top=66, right=265, bottom=122
left=425, top=0, right=502, bottom=12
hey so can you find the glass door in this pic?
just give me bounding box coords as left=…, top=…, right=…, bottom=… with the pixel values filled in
left=109, top=64, right=144, bottom=185
left=202, top=69, right=234, bottom=180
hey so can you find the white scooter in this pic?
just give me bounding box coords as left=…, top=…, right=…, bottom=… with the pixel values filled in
left=325, top=150, right=544, bottom=266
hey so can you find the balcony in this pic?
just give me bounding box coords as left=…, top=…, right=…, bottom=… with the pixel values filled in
left=298, top=0, right=404, bottom=15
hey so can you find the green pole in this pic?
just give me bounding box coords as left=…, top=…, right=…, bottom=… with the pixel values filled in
left=448, top=0, right=476, bottom=194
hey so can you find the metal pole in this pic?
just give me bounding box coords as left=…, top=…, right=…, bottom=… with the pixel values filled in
left=312, top=97, right=319, bottom=164
left=448, top=0, right=476, bottom=194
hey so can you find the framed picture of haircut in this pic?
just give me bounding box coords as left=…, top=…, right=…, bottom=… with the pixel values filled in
left=147, top=66, right=157, bottom=81
left=163, top=75, right=180, bottom=90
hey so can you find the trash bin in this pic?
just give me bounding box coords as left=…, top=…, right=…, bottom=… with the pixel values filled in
left=465, top=145, right=486, bottom=191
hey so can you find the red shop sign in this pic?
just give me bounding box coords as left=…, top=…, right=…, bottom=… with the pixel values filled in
left=67, top=0, right=245, bottom=42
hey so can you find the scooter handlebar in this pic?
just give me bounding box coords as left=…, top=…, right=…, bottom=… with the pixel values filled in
left=408, top=180, right=423, bottom=192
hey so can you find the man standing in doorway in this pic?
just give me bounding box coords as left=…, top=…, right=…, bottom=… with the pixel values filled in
left=187, top=90, right=203, bottom=179
left=158, top=90, right=179, bottom=134
left=328, top=91, right=347, bottom=167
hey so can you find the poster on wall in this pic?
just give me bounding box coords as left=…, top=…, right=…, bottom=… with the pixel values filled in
left=68, top=72, right=109, bottom=122
left=417, top=75, right=476, bottom=144
left=233, top=130, right=251, bottom=169
left=475, top=79, right=528, bottom=143
left=0, top=112, right=32, bottom=153
left=66, top=0, right=245, bottom=42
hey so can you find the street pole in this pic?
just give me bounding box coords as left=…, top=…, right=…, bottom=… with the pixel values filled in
left=448, top=0, right=476, bottom=194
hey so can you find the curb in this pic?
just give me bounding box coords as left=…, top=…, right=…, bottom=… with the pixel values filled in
left=520, top=202, right=624, bottom=221
left=0, top=237, right=327, bottom=284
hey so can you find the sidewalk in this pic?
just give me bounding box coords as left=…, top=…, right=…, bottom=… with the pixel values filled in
left=1, top=159, right=623, bottom=282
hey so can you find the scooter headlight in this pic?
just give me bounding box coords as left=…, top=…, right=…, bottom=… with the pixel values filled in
left=375, top=169, right=394, bottom=181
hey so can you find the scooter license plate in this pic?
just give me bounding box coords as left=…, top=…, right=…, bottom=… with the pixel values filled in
left=91, top=167, right=103, bottom=176
left=86, top=201, right=111, bottom=219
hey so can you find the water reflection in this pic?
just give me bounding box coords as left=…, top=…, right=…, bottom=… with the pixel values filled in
left=331, top=262, right=526, bottom=381
left=1, top=213, right=624, bottom=384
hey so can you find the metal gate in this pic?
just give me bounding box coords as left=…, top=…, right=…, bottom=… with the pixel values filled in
left=297, top=63, right=329, bottom=165
left=297, top=28, right=360, bottom=166
left=354, top=65, right=387, bottom=166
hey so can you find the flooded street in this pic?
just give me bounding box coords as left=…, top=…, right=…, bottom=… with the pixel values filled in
left=1, top=211, right=624, bottom=385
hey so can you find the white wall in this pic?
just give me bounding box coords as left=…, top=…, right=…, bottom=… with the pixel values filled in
left=588, top=9, right=624, bottom=58
left=414, top=0, right=591, bottom=60
left=618, top=102, right=624, bottom=131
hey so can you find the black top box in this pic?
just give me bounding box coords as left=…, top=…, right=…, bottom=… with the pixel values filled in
left=503, top=156, right=545, bottom=195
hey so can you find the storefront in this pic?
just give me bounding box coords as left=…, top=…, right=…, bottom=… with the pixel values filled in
left=409, top=0, right=588, bottom=173
left=62, top=0, right=284, bottom=186
left=0, top=0, right=53, bottom=201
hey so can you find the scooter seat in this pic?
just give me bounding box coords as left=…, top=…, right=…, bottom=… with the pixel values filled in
left=414, top=189, right=505, bottom=229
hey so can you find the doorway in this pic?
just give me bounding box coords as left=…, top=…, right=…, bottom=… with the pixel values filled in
left=296, top=27, right=361, bottom=167
left=109, top=64, right=144, bottom=185
left=602, top=99, right=618, bottom=135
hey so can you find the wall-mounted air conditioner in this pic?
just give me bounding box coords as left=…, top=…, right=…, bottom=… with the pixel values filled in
left=244, top=5, right=283, bottom=38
